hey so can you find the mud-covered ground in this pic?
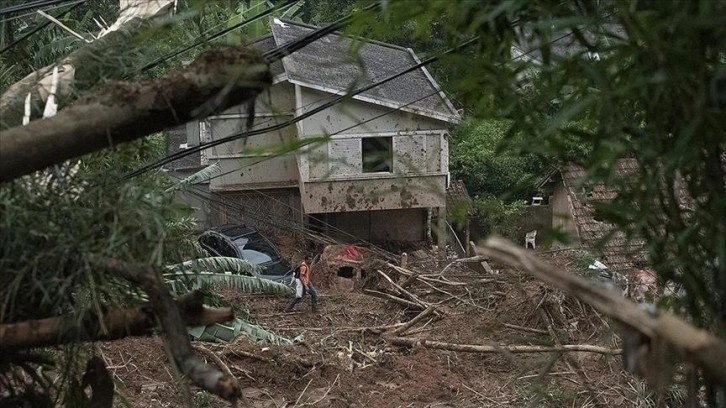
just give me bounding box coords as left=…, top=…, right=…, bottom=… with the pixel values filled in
left=102, top=250, right=647, bottom=408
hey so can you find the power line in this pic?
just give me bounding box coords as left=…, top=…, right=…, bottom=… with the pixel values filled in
left=138, top=0, right=299, bottom=73
left=0, top=0, right=77, bottom=16
left=0, top=0, right=84, bottom=54
left=191, top=88, right=446, bottom=251
left=124, top=36, right=478, bottom=179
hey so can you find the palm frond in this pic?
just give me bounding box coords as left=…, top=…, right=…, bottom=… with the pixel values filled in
left=279, top=1, right=304, bottom=20
left=166, top=256, right=260, bottom=276
left=165, top=162, right=220, bottom=193
left=166, top=273, right=293, bottom=296
left=188, top=317, right=299, bottom=345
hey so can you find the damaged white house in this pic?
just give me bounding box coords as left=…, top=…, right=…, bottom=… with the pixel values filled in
left=168, top=19, right=460, bottom=242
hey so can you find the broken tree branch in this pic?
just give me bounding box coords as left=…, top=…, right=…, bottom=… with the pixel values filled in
left=391, top=306, right=436, bottom=336
left=376, top=269, right=431, bottom=310
left=479, top=236, right=726, bottom=386
left=95, top=257, right=242, bottom=402
left=0, top=292, right=232, bottom=351
left=362, top=289, right=424, bottom=310
left=502, top=323, right=549, bottom=335
left=385, top=337, right=622, bottom=355
left=0, top=46, right=271, bottom=182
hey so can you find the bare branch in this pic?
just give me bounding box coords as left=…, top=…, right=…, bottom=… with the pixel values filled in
left=94, top=258, right=242, bottom=402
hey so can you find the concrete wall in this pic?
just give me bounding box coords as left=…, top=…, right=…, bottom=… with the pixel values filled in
left=322, top=208, right=427, bottom=242
left=551, top=183, right=578, bottom=242
left=517, top=205, right=552, bottom=246
left=206, top=82, right=300, bottom=190
left=301, top=175, right=446, bottom=214
left=208, top=188, right=302, bottom=234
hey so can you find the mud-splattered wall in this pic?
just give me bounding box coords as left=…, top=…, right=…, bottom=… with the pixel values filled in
left=301, top=176, right=445, bottom=214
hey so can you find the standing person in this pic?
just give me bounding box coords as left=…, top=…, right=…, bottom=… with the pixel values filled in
left=285, top=258, right=318, bottom=312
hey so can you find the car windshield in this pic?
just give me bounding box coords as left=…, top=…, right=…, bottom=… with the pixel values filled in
left=233, top=235, right=277, bottom=265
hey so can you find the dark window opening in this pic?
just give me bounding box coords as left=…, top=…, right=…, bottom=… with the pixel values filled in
left=337, top=266, right=355, bottom=279
left=362, top=137, right=393, bottom=173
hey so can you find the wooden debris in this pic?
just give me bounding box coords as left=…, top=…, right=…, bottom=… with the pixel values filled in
left=503, top=323, right=549, bottom=335
left=391, top=307, right=436, bottom=336
left=385, top=337, right=622, bottom=355
left=362, top=289, right=424, bottom=310
left=480, top=236, right=726, bottom=386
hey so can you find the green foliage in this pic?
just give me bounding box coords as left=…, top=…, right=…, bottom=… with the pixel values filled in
left=188, top=317, right=296, bottom=345
left=166, top=272, right=294, bottom=297
left=225, top=0, right=272, bottom=44
left=471, top=194, right=527, bottom=241
left=358, top=0, right=726, bottom=401
left=451, top=119, right=543, bottom=199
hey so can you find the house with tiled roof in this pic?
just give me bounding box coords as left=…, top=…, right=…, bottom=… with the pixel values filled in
left=536, top=159, right=646, bottom=271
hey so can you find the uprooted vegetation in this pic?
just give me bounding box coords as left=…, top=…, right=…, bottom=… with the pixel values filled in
left=96, top=246, right=673, bottom=408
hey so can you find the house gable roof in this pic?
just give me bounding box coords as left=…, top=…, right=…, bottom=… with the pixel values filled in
left=268, top=18, right=460, bottom=124
left=558, top=159, right=644, bottom=271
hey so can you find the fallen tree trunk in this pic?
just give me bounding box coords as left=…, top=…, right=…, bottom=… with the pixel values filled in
left=479, top=236, right=726, bottom=386
left=385, top=337, right=621, bottom=355
left=0, top=45, right=271, bottom=182
left=0, top=291, right=232, bottom=350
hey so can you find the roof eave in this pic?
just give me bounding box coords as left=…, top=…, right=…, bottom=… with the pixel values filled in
left=288, top=79, right=461, bottom=124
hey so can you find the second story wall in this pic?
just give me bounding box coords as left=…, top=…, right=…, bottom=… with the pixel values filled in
left=295, top=87, right=450, bottom=182
left=206, top=82, right=300, bottom=190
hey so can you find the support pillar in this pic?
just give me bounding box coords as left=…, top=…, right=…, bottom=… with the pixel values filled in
left=437, top=206, right=446, bottom=264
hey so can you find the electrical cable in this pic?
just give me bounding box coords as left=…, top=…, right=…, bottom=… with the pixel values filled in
left=138, top=0, right=299, bottom=73
left=0, top=0, right=85, bottom=54
left=0, top=0, right=77, bottom=16
left=124, top=35, right=478, bottom=179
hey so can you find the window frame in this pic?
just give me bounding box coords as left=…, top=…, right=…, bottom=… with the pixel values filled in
left=361, top=136, right=393, bottom=174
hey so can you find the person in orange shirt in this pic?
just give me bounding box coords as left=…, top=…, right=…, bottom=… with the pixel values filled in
left=285, top=258, right=318, bottom=312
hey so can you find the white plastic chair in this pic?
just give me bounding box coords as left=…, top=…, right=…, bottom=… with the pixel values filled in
left=525, top=230, right=537, bottom=249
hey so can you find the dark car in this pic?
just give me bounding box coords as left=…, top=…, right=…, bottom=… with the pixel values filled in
left=198, top=225, right=294, bottom=282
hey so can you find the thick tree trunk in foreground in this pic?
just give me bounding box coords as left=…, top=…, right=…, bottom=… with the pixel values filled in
left=95, top=258, right=242, bottom=402
left=0, top=291, right=232, bottom=350
left=0, top=46, right=271, bottom=182
left=479, top=236, right=726, bottom=386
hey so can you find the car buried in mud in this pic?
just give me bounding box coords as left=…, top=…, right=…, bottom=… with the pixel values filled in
left=198, top=225, right=295, bottom=283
